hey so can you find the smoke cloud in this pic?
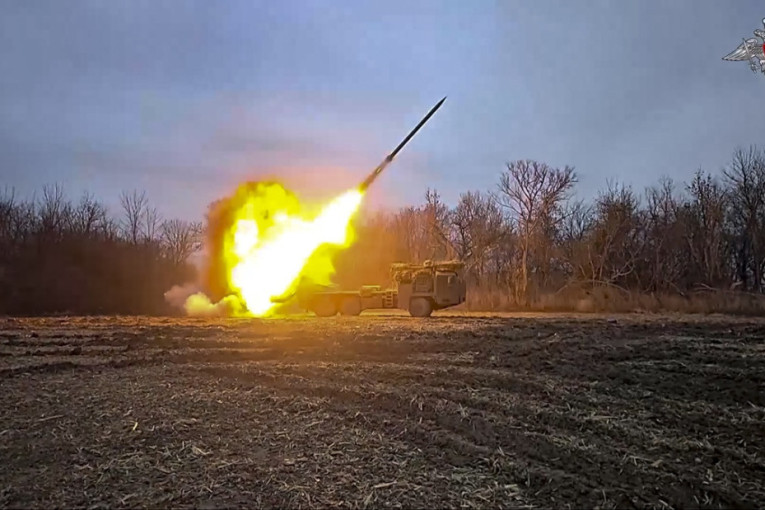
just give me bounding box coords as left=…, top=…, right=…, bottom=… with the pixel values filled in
left=163, top=283, right=199, bottom=309
left=162, top=187, right=244, bottom=317
left=163, top=283, right=244, bottom=317
left=183, top=292, right=244, bottom=317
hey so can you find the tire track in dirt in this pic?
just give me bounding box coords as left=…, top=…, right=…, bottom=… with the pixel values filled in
left=197, top=361, right=748, bottom=508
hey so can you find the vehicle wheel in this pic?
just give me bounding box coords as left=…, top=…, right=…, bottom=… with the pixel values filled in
left=409, top=297, right=433, bottom=317
left=339, top=297, right=362, bottom=316
left=312, top=297, right=337, bottom=317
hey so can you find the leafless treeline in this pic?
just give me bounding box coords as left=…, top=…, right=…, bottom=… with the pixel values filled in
left=3, top=145, right=764, bottom=315
left=335, top=146, right=765, bottom=313
left=0, top=186, right=202, bottom=314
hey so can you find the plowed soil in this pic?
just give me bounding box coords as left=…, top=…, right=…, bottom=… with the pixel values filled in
left=0, top=313, right=763, bottom=509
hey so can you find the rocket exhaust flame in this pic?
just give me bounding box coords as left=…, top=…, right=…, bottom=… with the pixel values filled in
left=229, top=187, right=363, bottom=315
left=175, top=97, right=446, bottom=317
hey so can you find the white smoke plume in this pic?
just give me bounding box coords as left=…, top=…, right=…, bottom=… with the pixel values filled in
left=183, top=292, right=243, bottom=317
left=164, top=284, right=243, bottom=317
left=164, top=283, right=198, bottom=309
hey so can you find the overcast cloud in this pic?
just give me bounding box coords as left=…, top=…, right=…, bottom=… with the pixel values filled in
left=1, top=0, right=762, bottom=220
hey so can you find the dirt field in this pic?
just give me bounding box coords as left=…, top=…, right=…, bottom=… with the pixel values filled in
left=0, top=313, right=763, bottom=509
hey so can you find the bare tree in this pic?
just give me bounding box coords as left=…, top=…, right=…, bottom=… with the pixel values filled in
left=681, top=171, right=728, bottom=287
left=643, top=177, right=684, bottom=291
left=560, top=200, right=593, bottom=244
left=450, top=190, right=508, bottom=285
left=38, top=184, right=70, bottom=239
left=0, top=187, right=16, bottom=244
left=161, top=219, right=202, bottom=265
left=451, top=191, right=483, bottom=269
left=142, top=206, right=162, bottom=243
left=723, top=146, right=765, bottom=291
left=497, top=160, right=576, bottom=304
left=558, top=199, right=594, bottom=283
left=120, top=190, right=148, bottom=245
left=390, top=206, right=430, bottom=263
left=586, top=182, right=644, bottom=287
left=0, top=188, right=17, bottom=282
left=423, top=188, right=452, bottom=260
left=70, top=192, right=108, bottom=237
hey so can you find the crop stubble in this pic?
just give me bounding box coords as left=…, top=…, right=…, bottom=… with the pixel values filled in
left=0, top=313, right=763, bottom=509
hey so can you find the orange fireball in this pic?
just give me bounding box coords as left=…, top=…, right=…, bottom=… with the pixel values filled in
left=187, top=181, right=363, bottom=317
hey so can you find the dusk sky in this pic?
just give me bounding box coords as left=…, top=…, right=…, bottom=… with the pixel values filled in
left=1, top=0, right=763, bottom=222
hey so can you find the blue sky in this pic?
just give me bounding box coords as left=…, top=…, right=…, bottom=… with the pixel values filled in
left=1, top=0, right=763, bottom=221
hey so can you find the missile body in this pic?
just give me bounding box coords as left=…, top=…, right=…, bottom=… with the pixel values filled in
left=269, top=97, right=446, bottom=306
left=359, top=96, right=446, bottom=191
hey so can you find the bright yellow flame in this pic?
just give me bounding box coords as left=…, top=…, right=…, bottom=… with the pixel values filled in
left=224, top=184, right=363, bottom=316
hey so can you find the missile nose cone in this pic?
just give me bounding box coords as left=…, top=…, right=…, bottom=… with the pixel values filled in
left=431, top=96, right=447, bottom=114
left=430, top=97, right=446, bottom=116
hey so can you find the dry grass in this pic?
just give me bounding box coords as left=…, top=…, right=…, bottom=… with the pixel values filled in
left=463, top=285, right=765, bottom=316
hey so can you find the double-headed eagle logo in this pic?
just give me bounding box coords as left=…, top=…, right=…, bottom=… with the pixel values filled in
left=723, top=18, right=765, bottom=75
